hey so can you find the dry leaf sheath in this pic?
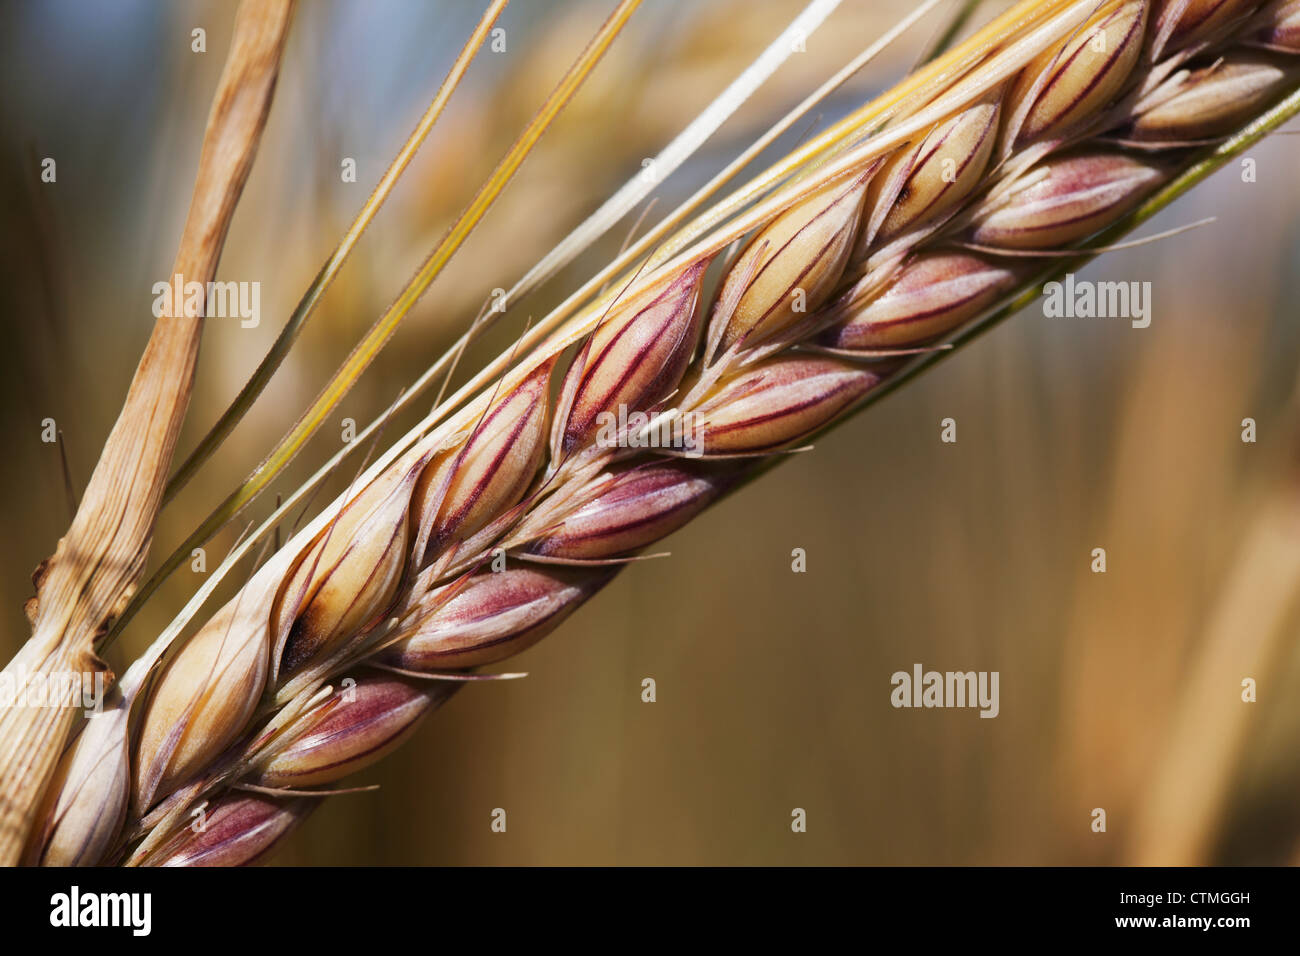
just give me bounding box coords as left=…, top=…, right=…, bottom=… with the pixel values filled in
left=22, top=0, right=1300, bottom=865
left=0, top=0, right=295, bottom=866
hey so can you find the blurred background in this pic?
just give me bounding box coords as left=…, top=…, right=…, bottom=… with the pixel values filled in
left=2, top=0, right=1299, bottom=865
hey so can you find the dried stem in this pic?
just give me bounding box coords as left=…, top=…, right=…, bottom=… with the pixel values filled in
left=0, top=0, right=295, bottom=865
left=105, top=0, right=642, bottom=650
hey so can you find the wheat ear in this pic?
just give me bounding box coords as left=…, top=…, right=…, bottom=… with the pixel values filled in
left=31, top=0, right=1300, bottom=866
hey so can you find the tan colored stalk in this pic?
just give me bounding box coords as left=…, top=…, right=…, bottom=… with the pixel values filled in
left=106, top=0, right=641, bottom=649
left=0, top=0, right=295, bottom=865
left=160, top=0, right=511, bottom=505
left=26, top=0, right=1300, bottom=865
left=1130, top=480, right=1300, bottom=864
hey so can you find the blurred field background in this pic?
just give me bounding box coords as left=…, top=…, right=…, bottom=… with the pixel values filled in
left=2, top=0, right=1299, bottom=865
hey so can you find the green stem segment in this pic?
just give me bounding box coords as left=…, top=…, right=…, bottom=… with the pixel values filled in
left=738, top=83, right=1300, bottom=492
